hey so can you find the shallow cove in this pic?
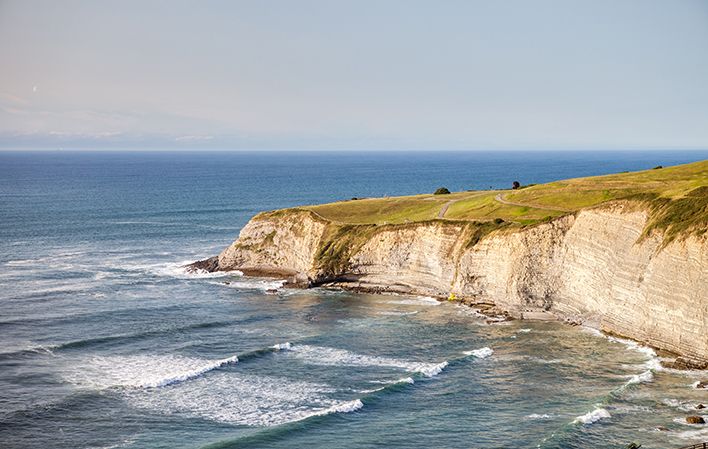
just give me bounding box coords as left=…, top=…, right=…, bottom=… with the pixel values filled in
left=1, top=150, right=707, bottom=449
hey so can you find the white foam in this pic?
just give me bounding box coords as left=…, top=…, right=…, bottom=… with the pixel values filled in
left=415, top=361, right=448, bottom=377
left=383, top=296, right=440, bottom=306
left=674, top=425, right=708, bottom=440
left=606, top=335, right=657, bottom=358
left=64, top=353, right=239, bottom=389
left=395, top=376, right=415, bottom=384
left=465, top=347, right=494, bottom=359
left=124, top=372, right=348, bottom=426
left=287, top=344, right=447, bottom=377
left=527, top=413, right=553, bottom=419
left=573, top=407, right=611, bottom=424
left=214, top=279, right=286, bottom=291
left=271, top=342, right=292, bottom=351
left=519, top=328, right=532, bottom=333
left=584, top=330, right=662, bottom=387
left=580, top=326, right=604, bottom=338
left=122, top=260, right=243, bottom=280
left=662, top=398, right=695, bottom=411
left=626, top=370, right=654, bottom=385
left=309, top=399, right=364, bottom=417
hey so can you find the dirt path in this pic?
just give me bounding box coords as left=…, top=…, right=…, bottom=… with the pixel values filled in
left=437, top=200, right=457, bottom=218
left=494, top=193, right=571, bottom=212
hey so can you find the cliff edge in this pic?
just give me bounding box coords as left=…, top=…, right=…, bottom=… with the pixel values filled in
left=192, top=161, right=708, bottom=365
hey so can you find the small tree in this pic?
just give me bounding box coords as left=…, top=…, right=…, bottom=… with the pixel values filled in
left=512, top=181, right=521, bottom=190
left=434, top=187, right=451, bottom=195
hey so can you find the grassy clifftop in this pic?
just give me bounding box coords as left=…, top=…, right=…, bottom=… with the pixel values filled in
left=285, top=160, right=707, bottom=243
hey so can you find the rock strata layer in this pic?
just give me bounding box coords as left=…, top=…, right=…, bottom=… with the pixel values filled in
left=194, top=204, right=708, bottom=364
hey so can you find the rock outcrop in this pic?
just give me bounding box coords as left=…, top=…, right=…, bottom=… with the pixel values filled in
left=197, top=202, right=708, bottom=364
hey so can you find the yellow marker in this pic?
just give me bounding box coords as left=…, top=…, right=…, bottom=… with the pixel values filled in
left=448, top=293, right=457, bottom=301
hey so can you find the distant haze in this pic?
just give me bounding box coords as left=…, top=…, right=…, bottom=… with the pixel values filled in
left=1, top=0, right=707, bottom=150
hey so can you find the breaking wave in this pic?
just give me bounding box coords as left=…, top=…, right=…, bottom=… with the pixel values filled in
left=64, top=353, right=240, bottom=389
left=526, top=413, right=553, bottom=419
left=286, top=344, right=448, bottom=378
left=573, top=407, right=611, bottom=425
left=465, top=347, right=494, bottom=359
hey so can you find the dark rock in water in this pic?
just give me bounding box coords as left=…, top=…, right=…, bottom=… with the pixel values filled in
left=265, top=289, right=279, bottom=295
left=686, top=416, right=705, bottom=424
left=223, top=281, right=230, bottom=285
left=697, top=380, right=708, bottom=389
left=655, top=425, right=669, bottom=432
left=660, top=357, right=708, bottom=371
left=185, top=256, right=219, bottom=273
left=696, top=404, right=705, bottom=410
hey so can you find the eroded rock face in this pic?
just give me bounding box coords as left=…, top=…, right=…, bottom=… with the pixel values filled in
left=217, top=209, right=328, bottom=285
left=203, top=203, right=708, bottom=364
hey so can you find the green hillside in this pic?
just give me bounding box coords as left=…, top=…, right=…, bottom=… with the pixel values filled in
left=295, top=160, right=707, bottom=242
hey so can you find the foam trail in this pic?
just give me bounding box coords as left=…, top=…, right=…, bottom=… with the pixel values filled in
left=123, top=372, right=350, bottom=426
left=287, top=344, right=448, bottom=378
left=214, top=279, right=286, bottom=291
left=527, top=413, right=553, bottom=419
left=573, top=407, right=611, bottom=424
left=143, top=355, right=239, bottom=388
left=413, top=361, right=448, bottom=377
left=626, top=370, right=653, bottom=385
left=308, top=399, right=364, bottom=417
left=65, top=353, right=239, bottom=389
left=465, top=347, right=494, bottom=358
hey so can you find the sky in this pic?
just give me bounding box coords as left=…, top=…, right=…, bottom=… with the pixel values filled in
left=1, top=0, right=707, bottom=151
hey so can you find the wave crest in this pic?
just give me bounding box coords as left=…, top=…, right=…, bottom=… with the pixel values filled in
left=465, top=347, right=494, bottom=358
left=573, top=407, right=611, bottom=425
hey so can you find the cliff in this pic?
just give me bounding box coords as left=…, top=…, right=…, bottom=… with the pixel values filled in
left=205, top=202, right=708, bottom=365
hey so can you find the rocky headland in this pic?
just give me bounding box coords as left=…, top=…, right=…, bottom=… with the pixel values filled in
left=189, top=161, right=708, bottom=366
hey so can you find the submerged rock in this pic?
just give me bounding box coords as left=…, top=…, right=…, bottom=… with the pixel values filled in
left=696, top=380, right=708, bottom=389
left=686, top=416, right=705, bottom=424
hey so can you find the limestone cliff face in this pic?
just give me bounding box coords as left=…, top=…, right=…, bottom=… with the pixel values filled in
left=218, top=210, right=328, bottom=281
left=216, top=204, right=708, bottom=364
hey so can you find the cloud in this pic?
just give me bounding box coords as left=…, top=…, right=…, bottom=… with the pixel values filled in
left=175, top=135, right=214, bottom=142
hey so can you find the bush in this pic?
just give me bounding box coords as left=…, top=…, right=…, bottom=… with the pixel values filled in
left=652, top=165, right=663, bottom=170
left=512, top=181, right=521, bottom=189
left=493, top=218, right=505, bottom=224
left=434, top=187, right=451, bottom=195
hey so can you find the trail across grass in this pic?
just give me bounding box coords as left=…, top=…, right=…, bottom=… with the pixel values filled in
left=295, top=160, right=707, bottom=238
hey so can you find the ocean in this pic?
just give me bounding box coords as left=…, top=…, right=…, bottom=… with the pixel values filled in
left=1, top=150, right=707, bottom=449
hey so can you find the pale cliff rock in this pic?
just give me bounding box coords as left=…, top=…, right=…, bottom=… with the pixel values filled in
left=214, top=203, right=708, bottom=364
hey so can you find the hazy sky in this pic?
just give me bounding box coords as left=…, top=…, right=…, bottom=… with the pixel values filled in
left=1, top=0, right=707, bottom=150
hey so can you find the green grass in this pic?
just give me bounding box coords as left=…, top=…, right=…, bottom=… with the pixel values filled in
left=278, top=160, right=707, bottom=242
left=304, top=191, right=473, bottom=225
left=504, top=160, right=708, bottom=209
left=444, top=192, right=566, bottom=223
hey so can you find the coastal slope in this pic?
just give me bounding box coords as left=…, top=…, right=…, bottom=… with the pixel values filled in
left=198, top=161, right=708, bottom=365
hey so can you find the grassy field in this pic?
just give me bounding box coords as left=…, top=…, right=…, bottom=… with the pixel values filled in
left=296, top=160, right=707, bottom=241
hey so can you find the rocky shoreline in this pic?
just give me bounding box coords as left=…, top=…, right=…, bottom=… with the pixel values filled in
left=188, top=201, right=708, bottom=367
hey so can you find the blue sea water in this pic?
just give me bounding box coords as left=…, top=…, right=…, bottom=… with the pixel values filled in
left=0, top=150, right=707, bottom=449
